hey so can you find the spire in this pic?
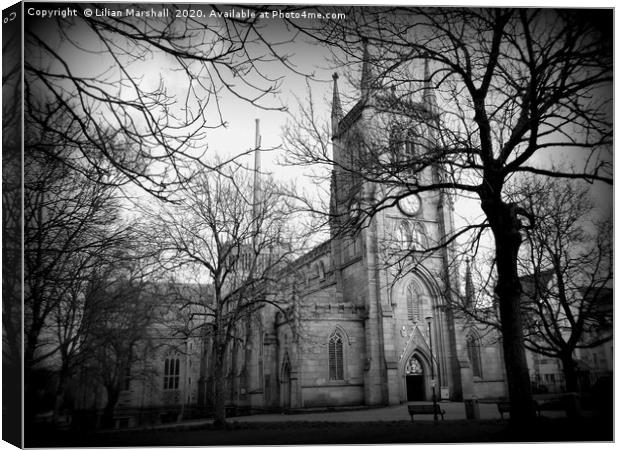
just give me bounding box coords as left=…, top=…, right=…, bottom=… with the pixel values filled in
left=360, top=38, right=372, bottom=98
left=252, top=119, right=262, bottom=233
left=423, top=58, right=438, bottom=114
left=331, top=73, right=343, bottom=137
left=465, top=257, right=474, bottom=309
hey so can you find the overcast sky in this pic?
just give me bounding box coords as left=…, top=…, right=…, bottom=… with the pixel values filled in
left=23, top=2, right=613, bottom=258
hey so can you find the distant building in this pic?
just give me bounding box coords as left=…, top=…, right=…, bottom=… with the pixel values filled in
left=523, top=280, right=613, bottom=394
left=71, top=282, right=208, bottom=429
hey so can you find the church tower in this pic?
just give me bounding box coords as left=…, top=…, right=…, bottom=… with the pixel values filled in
left=328, top=43, right=462, bottom=404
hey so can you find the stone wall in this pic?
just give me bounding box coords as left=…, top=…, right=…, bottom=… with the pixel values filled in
left=301, top=385, right=365, bottom=407
left=455, top=320, right=507, bottom=400
left=297, top=313, right=366, bottom=408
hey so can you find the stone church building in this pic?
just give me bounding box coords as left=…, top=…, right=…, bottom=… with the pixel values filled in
left=209, top=56, right=508, bottom=415
left=74, top=56, right=508, bottom=429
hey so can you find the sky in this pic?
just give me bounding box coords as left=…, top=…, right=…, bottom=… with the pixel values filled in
left=20, top=1, right=614, bottom=265
left=24, top=4, right=346, bottom=186
left=20, top=2, right=614, bottom=256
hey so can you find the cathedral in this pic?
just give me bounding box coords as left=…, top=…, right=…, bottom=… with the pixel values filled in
left=199, top=55, right=508, bottom=415
left=74, top=55, right=508, bottom=429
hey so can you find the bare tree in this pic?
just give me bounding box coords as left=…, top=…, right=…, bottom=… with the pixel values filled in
left=148, top=161, right=304, bottom=427
left=442, top=177, right=612, bottom=395
left=47, top=263, right=97, bottom=424
left=24, top=6, right=303, bottom=199
left=518, top=178, right=612, bottom=393
left=283, top=7, right=612, bottom=423
left=23, top=6, right=318, bottom=429
left=23, top=120, right=131, bottom=422
left=79, top=261, right=161, bottom=429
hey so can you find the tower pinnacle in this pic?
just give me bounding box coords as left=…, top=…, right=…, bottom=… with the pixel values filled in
left=360, top=38, right=372, bottom=98
left=331, top=73, right=343, bottom=137
left=423, top=58, right=438, bottom=114
left=252, top=119, right=262, bottom=234
left=465, top=257, right=474, bottom=309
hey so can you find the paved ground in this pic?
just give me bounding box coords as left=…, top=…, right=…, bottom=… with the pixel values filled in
left=148, top=400, right=566, bottom=430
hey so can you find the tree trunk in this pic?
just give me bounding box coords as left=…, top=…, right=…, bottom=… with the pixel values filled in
left=561, top=354, right=579, bottom=392
left=497, top=278, right=536, bottom=424
left=482, top=197, right=537, bottom=425
left=102, top=386, right=120, bottom=429
left=52, top=356, right=72, bottom=425
left=212, top=342, right=227, bottom=428
left=52, top=373, right=67, bottom=425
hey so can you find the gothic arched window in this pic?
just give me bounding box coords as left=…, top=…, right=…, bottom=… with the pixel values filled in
left=412, top=222, right=428, bottom=250
left=318, top=261, right=326, bottom=280
left=328, top=330, right=344, bottom=380
left=406, top=283, right=421, bottom=322
left=467, top=334, right=483, bottom=378
left=388, top=122, right=420, bottom=181
left=398, top=221, right=427, bottom=251
left=388, top=123, right=404, bottom=159
left=257, top=330, right=264, bottom=389
left=389, top=123, right=418, bottom=161
left=163, top=356, right=180, bottom=390
left=398, top=220, right=413, bottom=247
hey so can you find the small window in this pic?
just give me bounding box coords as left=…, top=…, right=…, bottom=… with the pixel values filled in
left=164, top=357, right=180, bottom=390
left=328, top=330, right=344, bottom=381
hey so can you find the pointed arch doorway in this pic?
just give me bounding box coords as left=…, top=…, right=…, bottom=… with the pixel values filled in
left=280, top=355, right=291, bottom=409
left=405, top=354, right=426, bottom=401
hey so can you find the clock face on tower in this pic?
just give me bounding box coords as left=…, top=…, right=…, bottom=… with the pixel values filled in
left=398, top=194, right=421, bottom=216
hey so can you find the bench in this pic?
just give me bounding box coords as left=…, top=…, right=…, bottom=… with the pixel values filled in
left=407, top=404, right=446, bottom=422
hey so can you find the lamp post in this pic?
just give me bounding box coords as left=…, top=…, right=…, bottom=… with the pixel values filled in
left=426, top=316, right=438, bottom=424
